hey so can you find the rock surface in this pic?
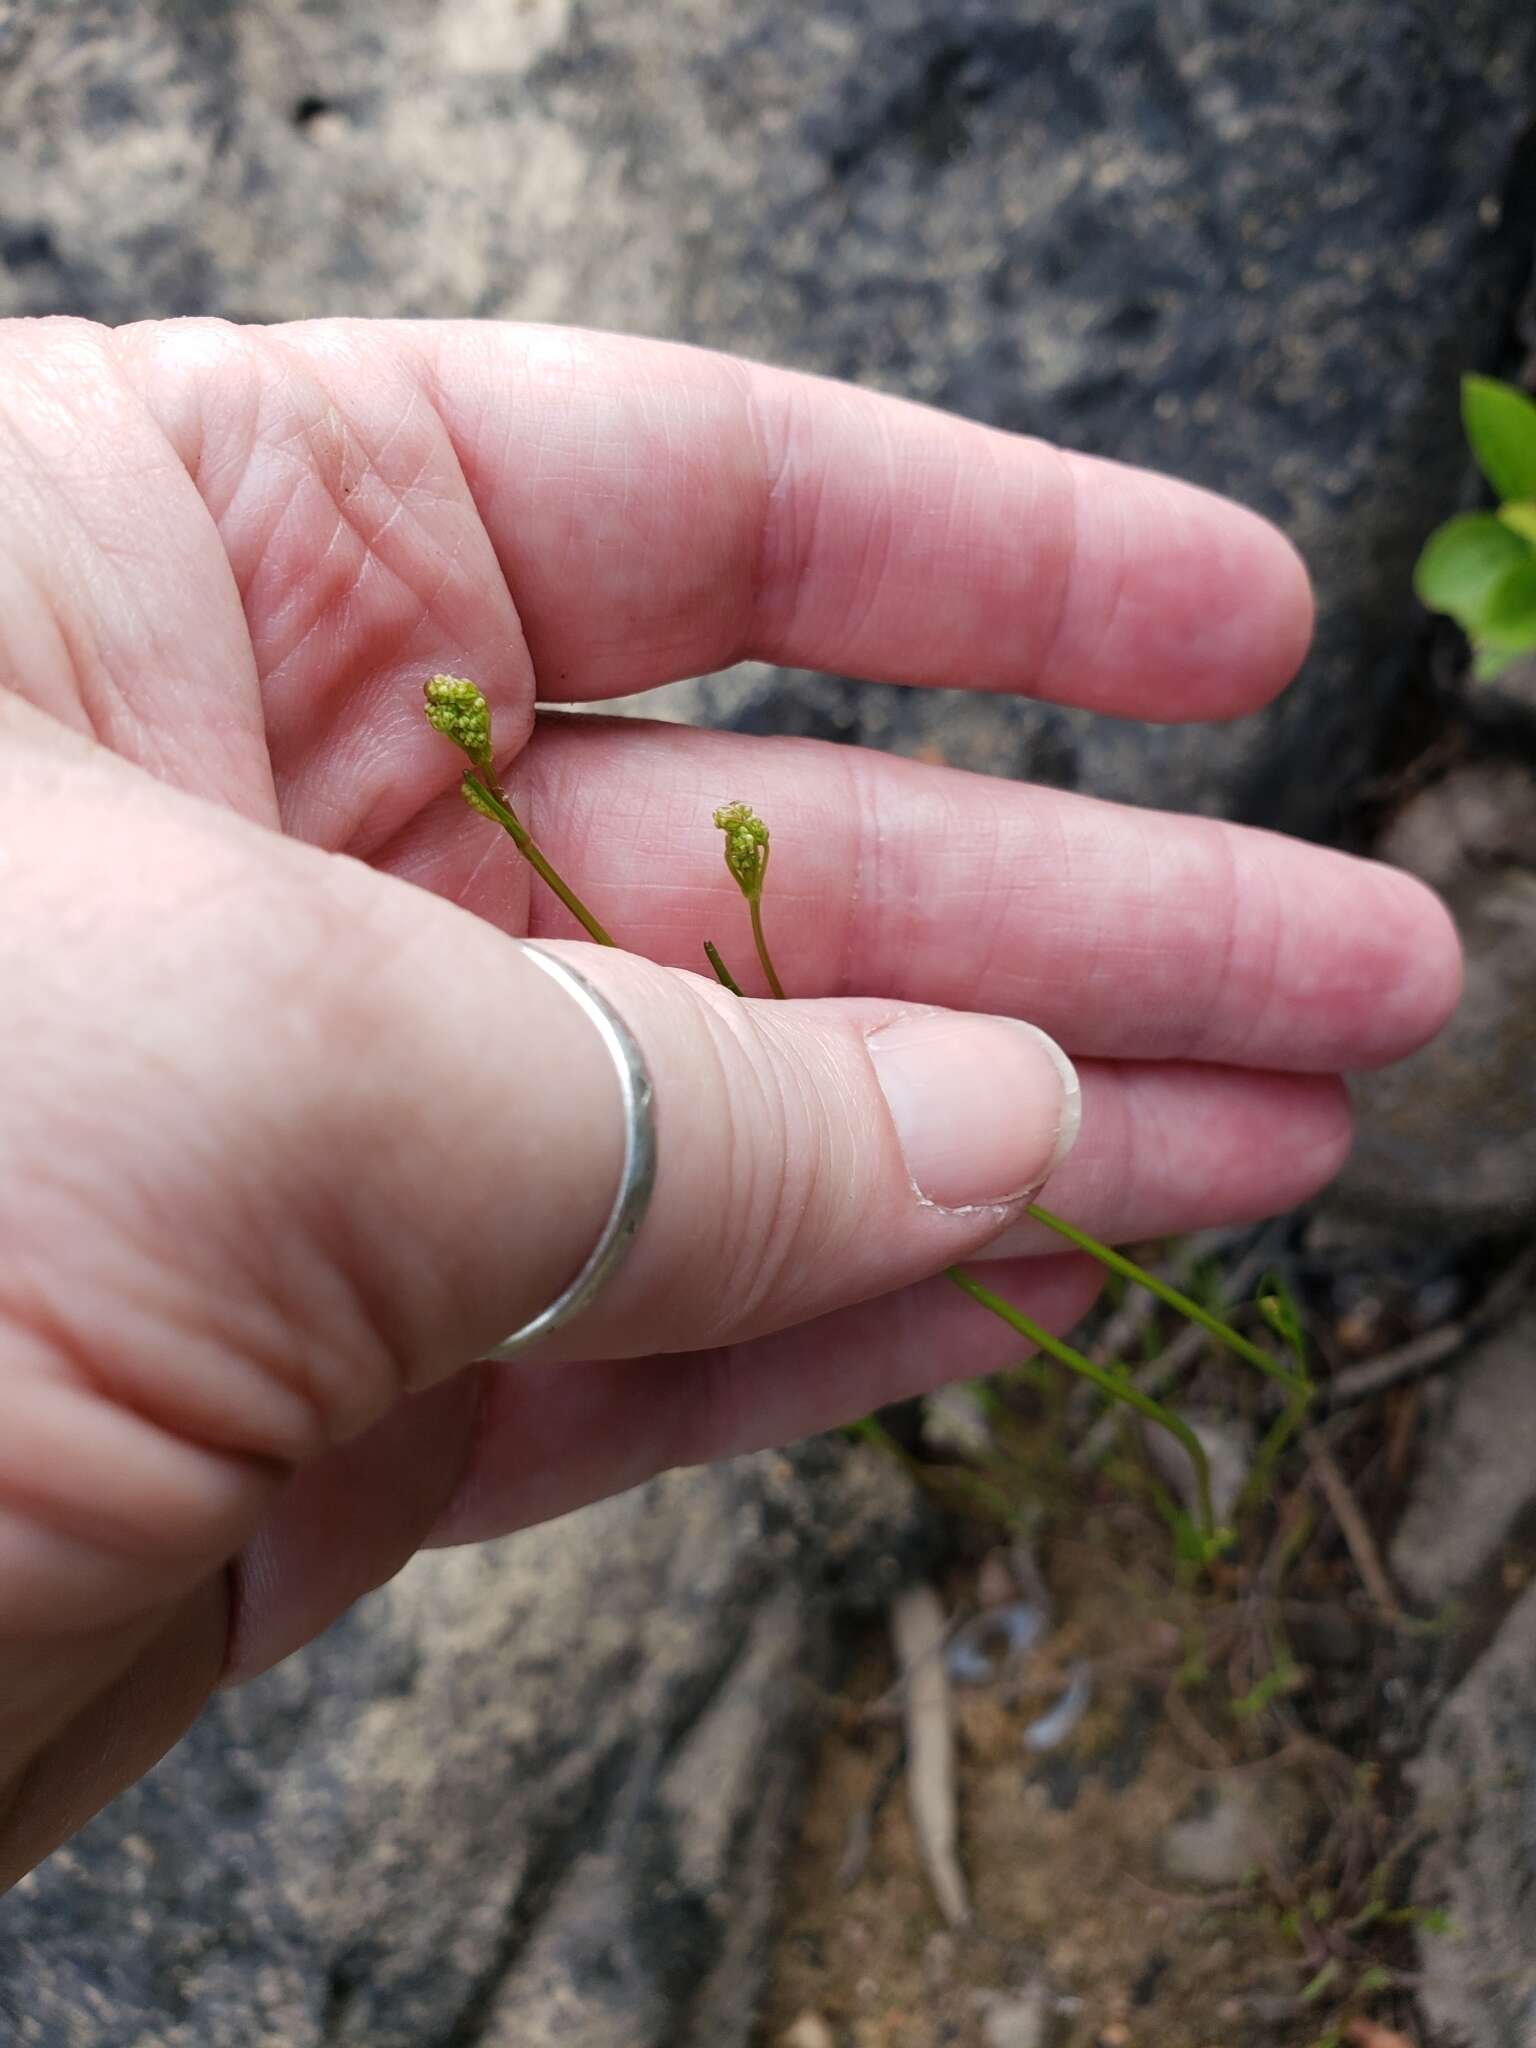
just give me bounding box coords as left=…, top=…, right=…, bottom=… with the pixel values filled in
left=1324, top=761, right=1536, bottom=1240
left=975, top=1981, right=1052, bottom=2048
left=1157, top=1770, right=1315, bottom=1891
left=3, top=1, right=1535, bottom=831
left=1391, top=1297, right=1536, bottom=1609
left=1412, top=1578, right=1536, bottom=2046
left=0, top=1444, right=922, bottom=2048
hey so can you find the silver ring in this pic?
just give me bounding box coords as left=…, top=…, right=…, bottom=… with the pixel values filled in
left=490, top=945, right=657, bottom=1357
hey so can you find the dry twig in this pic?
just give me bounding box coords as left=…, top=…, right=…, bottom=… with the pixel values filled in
left=835, top=1746, right=903, bottom=1891
left=1303, top=1431, right=1401, bottom=1624
left=889, top=1583, right=970, bottom=1927
left=1324, top=1243, right=1536, bottom=1410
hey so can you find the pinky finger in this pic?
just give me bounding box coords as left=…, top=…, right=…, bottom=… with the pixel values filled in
left=431, top=1254, right=1104, bottom=1547
left=229, top=1257, right=1100, bottom=1681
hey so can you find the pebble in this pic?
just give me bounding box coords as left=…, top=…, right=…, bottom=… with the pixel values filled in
left=780, top=2018, right=836, bottom=2048
left=1158, top=1770, right=1315, bottom=1890
left=975, top=1983, right=1051, bottom=2048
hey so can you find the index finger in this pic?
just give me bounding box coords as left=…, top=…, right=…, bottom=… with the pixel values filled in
left=408, top=321, right=1313, bottom=717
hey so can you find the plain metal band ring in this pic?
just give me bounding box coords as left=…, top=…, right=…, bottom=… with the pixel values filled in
left=490, top=944, right=657, bottom=1358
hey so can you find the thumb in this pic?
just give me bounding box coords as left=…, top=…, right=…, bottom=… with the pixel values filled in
left=477, top=939, right=1082, bottom=1363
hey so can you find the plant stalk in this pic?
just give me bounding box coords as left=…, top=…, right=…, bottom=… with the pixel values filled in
left=946, top=1265, right=1219, bottom=1548
left=464, top=774, right=617, bottom=949
left=750, top=894, right=786, bottom=1000
left=703, top=941, right=746, bottom=996
left=1025, top=1203, right=1307, bottom=1397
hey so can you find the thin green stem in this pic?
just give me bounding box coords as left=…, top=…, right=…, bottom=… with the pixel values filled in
left=947, top=1265, right=1219, bottom=1548
left=1241, top=1383, right=1312, bottom=1519
left=464, top=774, right=617, bottom=948
left=1025, top=1203, right=1306, bottom=1396
left=749, top=893, right=786, bottom=1000
left=703, top=941, right=746, bottom=996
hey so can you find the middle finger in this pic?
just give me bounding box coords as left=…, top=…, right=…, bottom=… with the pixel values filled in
left=377, top=714, right=1460, bottom=1073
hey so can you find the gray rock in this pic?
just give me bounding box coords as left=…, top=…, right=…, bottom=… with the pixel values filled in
left=2, top=1, right=1535, bottom=830
left=1158, top=1770, right=1315, bottom=1891
left=1337, top=869, right=1536, bottom=1236
left=0, top=1443, right=923, bottom=2048
left=1391, top=1298, right=1536, bottom=1610
left=1412, top=1578, right=1536, bottom=2046
left=975, top=1980, right=1052, bottom=2048
left=1375, top=760, right=1536, bottom=893
left=779, top=2018, right=838, bottom=2048
left=1325, top=764, right=1536, bottom=1240
left=1145, top=1410, right=1253, bottom=1528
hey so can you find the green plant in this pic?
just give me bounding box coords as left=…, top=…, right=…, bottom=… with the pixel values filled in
left=1415, top=374, right=1536, bottom=677
left=711, top=801, right=784, bottom=998
left=422, top=677, right=617, bottom=945
left=425, top=675, right=1311, bottom=1567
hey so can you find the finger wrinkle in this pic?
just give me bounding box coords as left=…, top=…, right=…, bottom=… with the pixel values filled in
left=1017, top=441, right=1081, bottom=702
left=739, top=361, right=823, bottom=664
left=695, top=1001, right=805, bottom=1344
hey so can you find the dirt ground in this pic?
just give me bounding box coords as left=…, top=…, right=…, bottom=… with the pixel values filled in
left=754, top=1266, right=1521, bottom=2048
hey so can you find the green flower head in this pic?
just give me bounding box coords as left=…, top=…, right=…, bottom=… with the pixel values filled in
left=423, top=674, right=493, bottom=771
left=713, top=800, right=770, bottom=902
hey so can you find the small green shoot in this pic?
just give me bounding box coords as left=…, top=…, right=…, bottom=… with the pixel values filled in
left=1298, top=1957, right=1343, bottom=2006
left=1415, top=375, right=1536, bottom=677
left=423, top=677, right=618, bottom=947
left=1241, top=1273, right=1316, bottom=1515
left=1230, top=1649, right=1303, bottom=1719
left=946, top=1265, right=1229, bottom=1561
left=702, top=940, right=746, bottom=996
left=713, top=800, right=785, bottom=998
left=1021, top=1207, right=1293, bottom=1389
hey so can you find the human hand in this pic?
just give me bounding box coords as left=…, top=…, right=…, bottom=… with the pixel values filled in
left=0, top=318, right=1459, bottom=1881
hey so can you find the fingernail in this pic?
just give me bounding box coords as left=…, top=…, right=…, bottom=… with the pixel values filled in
left=867, top=1012, right=1081, bottom=1212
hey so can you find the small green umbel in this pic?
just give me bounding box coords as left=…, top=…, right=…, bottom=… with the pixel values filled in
left=422, top=675, right=616, bottom=948
left=713, top=801, right=770, bottom=900
left=712, top=801, right=783, bottom=997
left=423, top=674, right=494, bottom=774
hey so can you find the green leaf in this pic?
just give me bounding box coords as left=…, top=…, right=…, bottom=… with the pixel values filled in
left=1413, top=513, right=1532, bottom=627
left=1478, top=556, right=1536, bottom=652
left=1463, top=375, right=1536, bottom=503
left=1498, top=502, right=1536, bottom=545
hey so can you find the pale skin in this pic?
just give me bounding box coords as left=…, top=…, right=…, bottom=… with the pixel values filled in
left=0, top=317, right=1461, bottom=1886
